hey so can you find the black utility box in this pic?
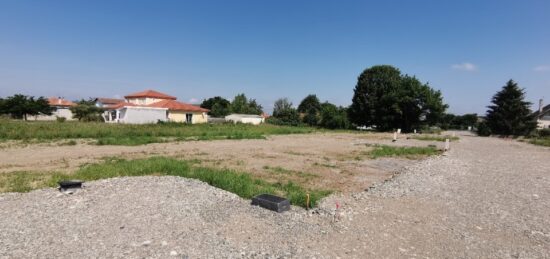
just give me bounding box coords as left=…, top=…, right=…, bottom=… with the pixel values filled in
left=58, top=180, right=83, bottom=191
left=251, top=194, right=290, bottom=213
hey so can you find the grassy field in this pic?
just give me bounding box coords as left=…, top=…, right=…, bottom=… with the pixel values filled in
left=411, top=135, right=460, bottom=142
left=0, top=120, right=317, bottom=145
left=365, top=144, right=442, bottom=159
left=0, top=157, right=331, bottom=208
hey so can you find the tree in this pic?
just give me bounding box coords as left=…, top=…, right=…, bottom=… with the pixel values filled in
left=485, top=80, right=537, bottom=136
left=70, top=99, right=104, bottom=122
left=230, top=94, right=263, bottom=115
left=302, top=108, right=319, bottom=126
left=270, top=98, right=300, bottom=126
left=297, top=94, right=321, bottom=113
left=2, top=94, right=53, bottom=120
left=319, top=102, right=349, bottom=129
left=348, top=65, right=447, bottom=132
left=201, top=96, right=230, bottom=117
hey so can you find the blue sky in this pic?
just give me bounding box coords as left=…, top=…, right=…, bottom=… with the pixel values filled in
left=0, top=0, right=549, bottom=114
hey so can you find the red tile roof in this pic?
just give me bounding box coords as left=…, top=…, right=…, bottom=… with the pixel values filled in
left=124, top=90, right=177, bottom=100
left=147, top=99, right=209, bottom=112
left=48, top=97, right=76, bottom=107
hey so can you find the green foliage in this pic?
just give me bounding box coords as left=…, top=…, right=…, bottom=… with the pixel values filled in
left=297, top=94, right=321, bottom=113
left=319, top=102, right=349, bottom=129
left=0, top=121, right=315, bottom=145
left=348, top=65, right=447, bottom=132
left=70, top=99, right=104, bottom=122
left=485, top=80, right=537, bottom=136
left=440, top=113, right=478, bottom=130
left=0, top=94, right=54, bottom=120
left=56, top=116, right=67, bottom=122
left=0, top=157, right=331, bottom=207
left=230, top=93, right=263, bottom=115
left=476, top=121, right=491, bottom=136
left=528, top=138, right=550, bottom=147
left=271, top=98, right=301, bottom=126
left=201, top=96, right=230, bottom=117
left=302, top=108, right=320, bottom=126
left=366, top=145, right=441, bottom=159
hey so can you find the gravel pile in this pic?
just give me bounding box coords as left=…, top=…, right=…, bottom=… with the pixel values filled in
left=1, top=133, right=549, bottom=258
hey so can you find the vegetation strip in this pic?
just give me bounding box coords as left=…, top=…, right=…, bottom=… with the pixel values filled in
left=365, top=144, right=442, bottom=159
left=411, top=135, right=459, bottom=142
left=0, top=157, right=331, bottom=208
left=0, top=121, right=315, bottom=146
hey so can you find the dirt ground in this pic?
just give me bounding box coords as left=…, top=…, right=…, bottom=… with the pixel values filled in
left=1, top=132, right=548, bottom=258
left=0, top=132, right=442, bottom=192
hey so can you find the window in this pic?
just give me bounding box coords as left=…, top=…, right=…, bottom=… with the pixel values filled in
left=186, top=113, right=193, bottom=123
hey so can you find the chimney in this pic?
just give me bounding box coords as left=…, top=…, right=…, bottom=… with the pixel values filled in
left=540, top=99, right=544, bottom=114
left=58, top=97, right=62, bottom=104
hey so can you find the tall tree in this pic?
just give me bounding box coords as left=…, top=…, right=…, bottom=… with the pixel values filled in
left=201, top=96, right=230, bottom=117
left=348, top=65, right=447, bottom=132
left=271, top=98, right=300, bottom=126
left=70, top=99, right=104, bottom=122
left=297, top=94, right=321, bottom=113
left=319, top=102, right=349, bottom=129
left=485, top=80, right=537, bottom=136
left=230, top=94, right=263, bottom=115
left=2, top=94, right=53, bottom=120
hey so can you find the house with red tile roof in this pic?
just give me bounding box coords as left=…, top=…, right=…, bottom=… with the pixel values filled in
left=102, top=90, right=209, bottom=124
left=30, top=97, right=76, bottom=121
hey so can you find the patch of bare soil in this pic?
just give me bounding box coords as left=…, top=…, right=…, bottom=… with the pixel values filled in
left=0, top=132, right=441, bottom=193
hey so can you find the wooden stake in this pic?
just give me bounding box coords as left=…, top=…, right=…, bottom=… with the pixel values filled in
left=306, top=193, right=310, bottom=210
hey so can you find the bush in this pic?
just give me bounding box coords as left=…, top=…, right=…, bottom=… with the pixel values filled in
left=476, top=121, right=491, bottom=136
left=537, top=128, right=550, bottom=137
left=56, top=116, right=66, bottom=123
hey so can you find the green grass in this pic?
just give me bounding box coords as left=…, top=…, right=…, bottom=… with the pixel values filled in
left=263, top=165, right=318, bottom=180
left=366, top=144, right=442, bottom=159
left=0, top=121, right=315, bottom=145
left=0, top=157, right=331, bottom=208
left=411, top=135, right=459, bottom=142
left=528, top=137, right=550, bottom=147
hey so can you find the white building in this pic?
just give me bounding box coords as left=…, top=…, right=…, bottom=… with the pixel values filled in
left=30, top=97, right=76, bottom=121
left=225, top=114, right=265, bottom=125
left=102, top=103, right=168, bottom=124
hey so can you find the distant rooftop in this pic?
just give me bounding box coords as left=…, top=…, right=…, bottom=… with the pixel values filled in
left=124, top=90, right=177, bottom=100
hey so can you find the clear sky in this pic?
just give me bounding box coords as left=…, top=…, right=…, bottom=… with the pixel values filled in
left=1, top=0, right=549, bottom=114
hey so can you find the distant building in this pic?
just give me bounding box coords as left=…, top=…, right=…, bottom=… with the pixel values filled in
left=102, top=90, right=209, bottom=124
left=533, top=99, right=550, bottom=129
left=30, top=97, right=76, bottom=121
left=225, top=114, right=264, bottom=125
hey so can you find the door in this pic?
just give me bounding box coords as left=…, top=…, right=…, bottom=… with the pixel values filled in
left=186, top=113, right=193, bottom=124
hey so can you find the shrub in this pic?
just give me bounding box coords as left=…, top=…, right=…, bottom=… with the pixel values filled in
left=56, top=116, right=66, bottom=123
left=476, top=121, right=491, bottom=136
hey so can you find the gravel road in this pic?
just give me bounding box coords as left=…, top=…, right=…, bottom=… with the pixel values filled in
left=1, top=134, right=549, bottom=258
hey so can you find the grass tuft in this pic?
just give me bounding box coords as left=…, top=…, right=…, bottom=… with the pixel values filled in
left=411, top=135, right=459, bottom=142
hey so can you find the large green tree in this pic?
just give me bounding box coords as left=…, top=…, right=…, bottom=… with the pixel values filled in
left=2, top=94, right=53, bottom=120
left=485, top=80, right=537, bottom=136
left=201, top=96, right=230, bottom=117
left=270, top=98, right=300, bottom=126
left=319, top=102, right=349, bottom=129
left=70, top=99, right=104, bottom=122
left=230, top=94, right=263, bottom=115
left=348, top=65, right=447, bottom=132
left=297, top=94, right=321, bottom=113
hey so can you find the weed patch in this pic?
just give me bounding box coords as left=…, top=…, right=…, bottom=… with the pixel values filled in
left=366, top=145, right=442, bottom=159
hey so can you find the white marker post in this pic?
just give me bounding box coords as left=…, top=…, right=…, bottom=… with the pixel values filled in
left=414, top=129, right=417, bottom=134
left=397, top=128, right=401, bottom=134
left=444, top=138, right=450, bottom=151
left=393, top=132, right=397, bottom=142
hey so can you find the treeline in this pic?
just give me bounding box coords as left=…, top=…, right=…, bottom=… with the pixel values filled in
left=200, top=94, right=262, bottom=117
left=0, top=94, right=53, bottom=120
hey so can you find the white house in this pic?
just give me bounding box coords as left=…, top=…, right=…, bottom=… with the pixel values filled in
left=102, top=90, right=209, bottom=124
left=533, top=99, right=550, bottom=129
left=225, top=114, right=265, bottom=125
left=30, top=97, right=76, bottom=121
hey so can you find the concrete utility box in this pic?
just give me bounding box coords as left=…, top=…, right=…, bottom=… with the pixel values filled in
left=251, top=194, right=290, bottom=213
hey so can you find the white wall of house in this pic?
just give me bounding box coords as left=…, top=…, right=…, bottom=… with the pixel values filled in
left=30, top=107, right=75, bottom=121
left=538, top=119, right=550, bottom=129
left=113, top=107, right=168, bottom=124
left=225, top=114, right=264, bottom=125
left=126, top=97, right=167, bottom=105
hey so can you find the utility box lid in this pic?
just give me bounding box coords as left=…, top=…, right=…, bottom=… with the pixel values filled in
left=58, top=180, right=83, bottom=190
left=251, top=194, right=290, bottom=213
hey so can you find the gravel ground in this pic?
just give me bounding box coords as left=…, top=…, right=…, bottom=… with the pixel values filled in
left=1, top=134, right=549, bottom=258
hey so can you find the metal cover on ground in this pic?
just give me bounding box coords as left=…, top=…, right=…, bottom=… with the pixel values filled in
left=251, top=194, right=290, bottom=213
left=58, top=180, right=83, bottom=190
